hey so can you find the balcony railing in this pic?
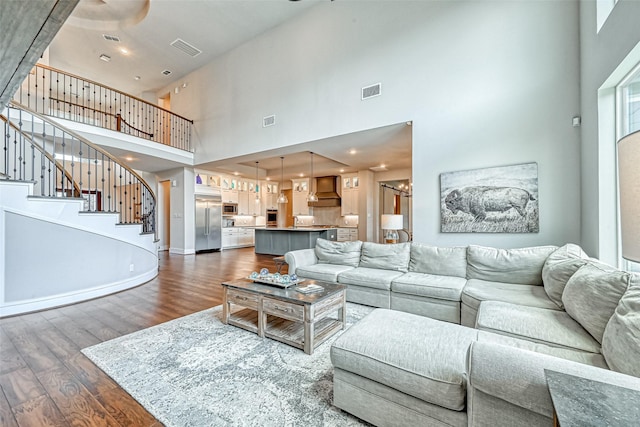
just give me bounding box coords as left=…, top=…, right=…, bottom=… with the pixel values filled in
left=13, top=63, right=193, bottom=152
left=2, top=102, right=156, bottom=235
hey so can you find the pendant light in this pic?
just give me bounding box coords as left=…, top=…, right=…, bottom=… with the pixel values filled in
left=277, top=156, right=288, bottom=204
left=307, top=151, right=318, bottom=202
left=254, top=161, right=261, bottom=203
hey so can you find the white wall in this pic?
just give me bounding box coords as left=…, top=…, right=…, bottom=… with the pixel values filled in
left=161, top=1, right=582, bottom=248
left=579, top=0, right=640, bottom=263
left=155, top=167, right=196, bottom=254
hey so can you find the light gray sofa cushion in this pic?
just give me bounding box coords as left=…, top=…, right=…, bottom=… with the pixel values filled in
left=462, top=279, right=559, bottom=313
left=315, top=238, right=362, bottom=267
left=338, top=267, right=405, bottom=291
left=542, top=243, right=590, bottom=309
left=391, top=272, right=466, bottom=302
left=477, top=331, right=608, bottom=368
left=476, top=301, right=601, bottom=353
left=359, top=242, right=411, bottom=272
left=602, top=281, right=640, bottom=377
left=563, top=261, right=633, bottom=343
left=295, top=263, right=355, bottom=283
left=466, top=245, right=557, bottom=285
left=331, top=308, right=478, bottom=411
left=409, top=244, right=467, bottom=277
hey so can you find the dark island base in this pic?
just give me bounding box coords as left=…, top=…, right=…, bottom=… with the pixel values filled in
left=254, top=227, right=337, bottom=255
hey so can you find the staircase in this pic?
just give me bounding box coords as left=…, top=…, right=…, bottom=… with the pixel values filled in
left=1, top=102, right=158, bottom=317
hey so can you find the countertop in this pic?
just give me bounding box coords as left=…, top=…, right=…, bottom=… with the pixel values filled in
left=255, top=227, right=338, bottom=232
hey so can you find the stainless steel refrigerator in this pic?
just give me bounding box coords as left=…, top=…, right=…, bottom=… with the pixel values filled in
left=195, top=194, right=222, bottom=252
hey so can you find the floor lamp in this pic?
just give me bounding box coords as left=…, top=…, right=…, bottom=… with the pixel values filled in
left=381, top=214, right=403, bottom=244
left=618, top=130, right=640, bottom=262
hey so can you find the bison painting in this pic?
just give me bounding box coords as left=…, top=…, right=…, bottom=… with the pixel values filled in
left=444, top=186, right=535, bottom=221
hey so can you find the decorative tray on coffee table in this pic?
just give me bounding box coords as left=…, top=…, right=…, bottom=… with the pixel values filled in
left=248, top=269, right=304, bottom=288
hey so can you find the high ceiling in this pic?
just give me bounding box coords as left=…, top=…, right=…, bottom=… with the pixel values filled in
left=47, top=0, right=412, bottom=180
left=49, top=0, right=322, bottom=95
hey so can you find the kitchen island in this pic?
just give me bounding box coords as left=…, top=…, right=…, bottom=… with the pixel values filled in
left=254, top=227, right=337, bottom=255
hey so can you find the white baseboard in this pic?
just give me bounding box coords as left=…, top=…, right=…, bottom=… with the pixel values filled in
left=0, top=269, right=158, bottom=317
left=169, top=247, right=196, bottom=255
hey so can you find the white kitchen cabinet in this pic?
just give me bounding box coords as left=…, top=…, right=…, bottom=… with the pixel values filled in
left=222, top=228, right=255, bottom=249
left=341, top=173, right=359, bottom=216
left=237, top=191, right=250, bottom=215
left=221, top=188, right=238, bottom=204
left=291, top=178, right=309, bottom=216
left=263, top=183, right=278, bottom=210
left=222, top=228, right=238, bottom=248
left=337, top=228, right=359, bottom=242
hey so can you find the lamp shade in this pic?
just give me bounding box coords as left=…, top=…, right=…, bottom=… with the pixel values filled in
left=618, top=130, right=640, bottom=262
left=381, top=214, right=403, bottom=230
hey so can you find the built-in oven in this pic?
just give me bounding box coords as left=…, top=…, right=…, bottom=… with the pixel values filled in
left=266, top=209, right=278, bottom=226
left=222, top=203, right=238, bottom=215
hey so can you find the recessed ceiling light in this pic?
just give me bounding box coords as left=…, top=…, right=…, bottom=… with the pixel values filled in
left=349, top=149, right=357, bottom=155
left=134, top=76, right=141, bottom=80
left=119, top=47, right=129, bottom=55
left=380, top=164, right=386, bottom=168
left=340, top=169, right=345, bottom=173
left=125, top=156, right=134, bottom=161
left=99, top=54, right=111, bottom=62
left=266, top=177, right=271, bottom=181
left=233, top=172, right=239, bottom=176
left=299, top=173, right=304, bottom=177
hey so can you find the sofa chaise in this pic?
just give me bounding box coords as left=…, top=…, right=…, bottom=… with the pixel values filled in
left=284, top=239, right=640, bottom=426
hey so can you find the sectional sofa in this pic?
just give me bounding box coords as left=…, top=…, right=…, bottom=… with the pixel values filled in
left=284, top=239, right=640, bottom=426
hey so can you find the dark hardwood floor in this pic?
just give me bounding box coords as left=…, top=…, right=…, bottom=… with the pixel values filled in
left=0, top=248, right=282, bottom=427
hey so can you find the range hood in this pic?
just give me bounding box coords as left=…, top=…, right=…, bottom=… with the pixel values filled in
left=308, top=176, right=341, bottom=207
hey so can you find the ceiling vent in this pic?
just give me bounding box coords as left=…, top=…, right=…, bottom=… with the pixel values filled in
left=170, top=38, right=202, bottom=58
left=263, top=115, right=276, bottom=127
left=161, top=69, right=172, bottom=76
left=362, top=83, right=382, bottom=100
left=102, top=34, right=120, bottom=42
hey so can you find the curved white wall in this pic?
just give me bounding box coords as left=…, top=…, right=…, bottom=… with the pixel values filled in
left=1, top=181, right=158, bottom=316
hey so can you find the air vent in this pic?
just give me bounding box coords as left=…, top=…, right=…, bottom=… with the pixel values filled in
left=161, top=69, right=172, bottom=76
left=263, top=115, right=276, bottom=127
left=361, top=83, right=382, bottom=100
left=170, top=38, right=202, bottom=58
left=102, top=34, right=120, bottom=42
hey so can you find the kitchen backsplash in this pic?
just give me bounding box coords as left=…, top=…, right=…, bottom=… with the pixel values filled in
left=297, top=207, right=359, bottom=227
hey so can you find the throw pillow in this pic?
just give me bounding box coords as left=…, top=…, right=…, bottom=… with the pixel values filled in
left=409, top=244, right=467, bottom=277
left=542, top=243, right=590, bottom=309
left=315, top=238, right=362, bottom=267
left=359, top=242, right=411, bottom=272
left=562, top=261, right=633, bottom=343
left=466, top=245, right=557, bottom=285
left=602, top=280, right=640, bottom=377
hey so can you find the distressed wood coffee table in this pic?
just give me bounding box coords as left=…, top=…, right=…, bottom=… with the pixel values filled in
left=221, top=278, right=347, bottom=355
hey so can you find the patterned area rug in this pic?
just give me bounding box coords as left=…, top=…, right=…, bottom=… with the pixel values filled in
left=82, top=303, right=374, bottom=426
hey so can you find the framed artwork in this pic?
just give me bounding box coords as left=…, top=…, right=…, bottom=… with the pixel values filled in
left=344, top=177, right=351, bottom=189
left=440, top=162, right=539, bottom=233
left=353, top=177, right=359, bottom=188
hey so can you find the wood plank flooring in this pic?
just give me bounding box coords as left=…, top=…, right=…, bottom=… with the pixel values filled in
left=0, top=248, right=282, bottom=427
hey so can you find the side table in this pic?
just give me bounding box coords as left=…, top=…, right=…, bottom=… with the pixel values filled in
left=545, top=369, right=640, bottom=426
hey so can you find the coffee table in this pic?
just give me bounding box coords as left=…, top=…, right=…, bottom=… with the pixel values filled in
left=221, top=278, right=347, bottom=355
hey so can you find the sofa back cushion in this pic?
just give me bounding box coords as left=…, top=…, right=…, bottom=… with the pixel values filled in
left=602, top=281, right=640, bottom=377
left=542, top=244, right=590, bottom=309
left=466, top=245, right=557, bottom=285
left=563, top=261, right=634, bottom=343
left=409, top=244, right=467, bottom=277
left=315, top=238, right=362, bottom=267
left=360, top=242, right=411, bottom=272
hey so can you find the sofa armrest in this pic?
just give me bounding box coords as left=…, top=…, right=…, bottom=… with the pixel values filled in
left=284, top=249, right=318, bottom=275
left=467, top=341, right=640, bottom=418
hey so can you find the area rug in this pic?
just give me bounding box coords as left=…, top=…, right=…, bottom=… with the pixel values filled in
left=82, top=303, right=374, bottom=426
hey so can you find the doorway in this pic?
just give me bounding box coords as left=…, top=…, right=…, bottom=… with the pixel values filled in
left=380, top=181, right=412, bottom=242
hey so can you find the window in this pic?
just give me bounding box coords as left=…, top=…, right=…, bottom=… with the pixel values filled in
left=616, top=64, right=640, bottom=272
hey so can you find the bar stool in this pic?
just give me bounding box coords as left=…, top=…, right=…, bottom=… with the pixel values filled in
left=273, top=256, right=287, bottom=273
